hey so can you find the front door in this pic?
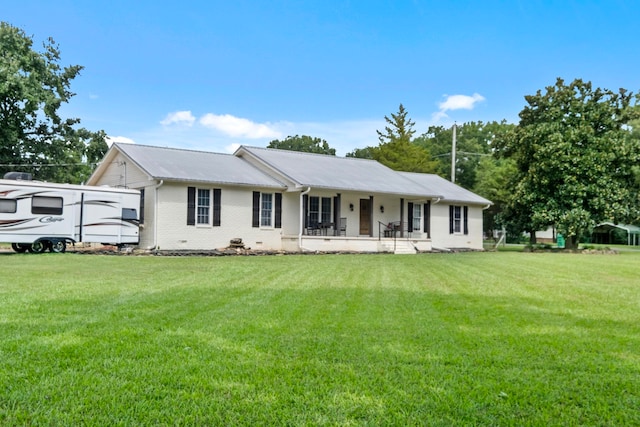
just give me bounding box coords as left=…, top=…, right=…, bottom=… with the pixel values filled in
left=359, top=199, right=370, bottom=235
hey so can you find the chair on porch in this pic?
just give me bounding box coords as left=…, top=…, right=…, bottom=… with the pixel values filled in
left=384, top=221, right=401, bottom=237
left=306, top=220, right=320, bottom=235
left=337, top=217, right=347, bottom=236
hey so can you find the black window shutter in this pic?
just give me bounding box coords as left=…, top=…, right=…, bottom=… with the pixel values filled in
left=463, top=206, right=469, bottom=235
left=449, top=205, right=454, bottom=234
left=303, top=194, right=309, bottom=228
left=187, top=187, right=196, bottom=226
left=252, top=191, right=260, bottom=227
left=275, top=193, right=282, bottom=229
left=407, top=202, right=414, bottom=232
left=424, top=201, right=430, bottom=237
left=213, top=189, right=221, bottom=226
left=139, top=188, right=145, bottom=225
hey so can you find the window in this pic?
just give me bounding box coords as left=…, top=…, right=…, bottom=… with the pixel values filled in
left=32, top=196, right=63, bottom=215
left=253, top=191, right=281, bottom=228
left=412, top=203, right=421, bottom=231
left=308, top=196, right=319, bottom=226
left=0, top=199, right=16, bottom=213
left=187, top=187, right=221, bottom=226
left=197, top=189, right=210, bottom=225
left=453, top=206, right=462, bottom=233
left=122, top=208, right=138, bottom=221
left=321, top=197, right=332, bottom=223
left=260, top=193, right=272, bottom=227
left=449, top=205, right=469, bottom=235
left=308, top=196, right=332, bottom=226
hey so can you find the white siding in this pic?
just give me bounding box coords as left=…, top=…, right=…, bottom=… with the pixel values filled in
left=281, top=191, right=301, bottom=236
left=430, top=203, right=485, bottom=250
left=154, top=183, right=283, bottom=251
left=138, top=184, right=156, bottom=249
left=88, top=146, right=488, bottom=252
left=95, top=153, right=149, bottom=189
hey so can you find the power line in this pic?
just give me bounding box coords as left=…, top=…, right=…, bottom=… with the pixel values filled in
left=0, top=162, right=98, bottom=167
left=433, top=151, right=491, bottom=158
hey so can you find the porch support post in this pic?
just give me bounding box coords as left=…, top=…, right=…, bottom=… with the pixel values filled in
left=298, top=187, right=311, bottom=250
left=400, top=198, right=404, bottom=238
left=334, top=193, right=341, bottom=228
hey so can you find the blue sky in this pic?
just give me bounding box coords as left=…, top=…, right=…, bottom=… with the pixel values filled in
left=4, top=0, right=639, bottom=155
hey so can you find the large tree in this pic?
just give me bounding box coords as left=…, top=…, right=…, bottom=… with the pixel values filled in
left=369, top=104, right=438, bottom=173
left=267, top=135, right=336, bottom=155
left=376, top=103, right=415, bottom=145
left=497, top=78, right=640, bottom=248
left=414, top=120, right=513, bottom=189
left=0, top=22, right=106, bottom=183
left=472, top=156, right=517, bottom=238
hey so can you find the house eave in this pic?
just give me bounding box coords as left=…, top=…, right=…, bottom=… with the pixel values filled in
left=150, top=176, right=287, bottom=190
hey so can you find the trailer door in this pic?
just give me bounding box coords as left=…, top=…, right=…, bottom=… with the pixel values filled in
left=79, top=192, right=124, bottom=244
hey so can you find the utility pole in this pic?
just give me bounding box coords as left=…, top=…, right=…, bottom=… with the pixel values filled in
left=451, top=122, right=457, bottom=183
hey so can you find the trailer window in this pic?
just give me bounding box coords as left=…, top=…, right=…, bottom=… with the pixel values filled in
left=0, top=199, right=17, bottom=213
left=32, top=196, right=63, bottom=215
left=122, top=208, right=138, bottom=221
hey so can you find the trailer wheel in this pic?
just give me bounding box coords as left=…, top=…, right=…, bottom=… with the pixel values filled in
left=50, top=240, right=66, bottom=253
left=29, top=240, right=47, bottom=254
left=11, top=243, right=29, bottom=253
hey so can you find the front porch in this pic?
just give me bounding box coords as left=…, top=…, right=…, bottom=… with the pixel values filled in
left=282, top=233, right=432, bottom=254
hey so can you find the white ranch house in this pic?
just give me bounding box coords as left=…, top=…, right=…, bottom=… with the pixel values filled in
left=88, top=144, right=492, bottom=253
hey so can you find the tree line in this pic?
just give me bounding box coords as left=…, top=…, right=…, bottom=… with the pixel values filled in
left=3, top=21, right=640, bottom=247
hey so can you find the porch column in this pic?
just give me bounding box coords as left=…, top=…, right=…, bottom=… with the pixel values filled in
left=334, top=193, right=341, bottom=226
left=400, top=198, right=404, bottom=238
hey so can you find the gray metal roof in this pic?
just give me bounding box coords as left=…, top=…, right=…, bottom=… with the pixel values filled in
left=399, top=172, right=493, bottom=205
left=237, top=146, right=437, bottom=197
left=114, top=143, right=285, bottom=188
left=108, top=143, right=492, bottom=203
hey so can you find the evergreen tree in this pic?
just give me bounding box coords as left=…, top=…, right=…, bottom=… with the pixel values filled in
left=373, top=104, right=437, bottom=173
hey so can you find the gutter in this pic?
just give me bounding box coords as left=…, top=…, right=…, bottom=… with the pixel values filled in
left=151, top=179, right=164, bottom=250
left=298, top=186, right=312, bottom=252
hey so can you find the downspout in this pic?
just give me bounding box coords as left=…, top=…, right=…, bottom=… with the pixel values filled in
left=298, top=186, right=311, bottom=251
left=432, top=197, right=442, bottom=204
left=152, top=179, right=164, bottom=250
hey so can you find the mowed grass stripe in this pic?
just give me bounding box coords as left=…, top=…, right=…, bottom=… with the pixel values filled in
left=0, top=252, right=639, bottom=425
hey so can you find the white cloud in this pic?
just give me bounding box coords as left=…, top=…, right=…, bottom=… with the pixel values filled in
left=160, top=110, right=196, bottom=126
left=105, top=135, right=136, bottom=147
left=199, top=113, right=281, bottom=139
left=225, top=143, right=241, bottom=153
left=433, top=93, right=485, bottom=121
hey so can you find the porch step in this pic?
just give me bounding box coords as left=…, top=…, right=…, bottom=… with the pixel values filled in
left=393, top=240, right=417, bottom=255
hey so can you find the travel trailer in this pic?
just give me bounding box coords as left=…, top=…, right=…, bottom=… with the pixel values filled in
left=0, top=173, right=140, bottom=253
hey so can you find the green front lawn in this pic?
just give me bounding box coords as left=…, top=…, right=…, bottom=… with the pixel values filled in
left=1, top=252, right=639, bottom=425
